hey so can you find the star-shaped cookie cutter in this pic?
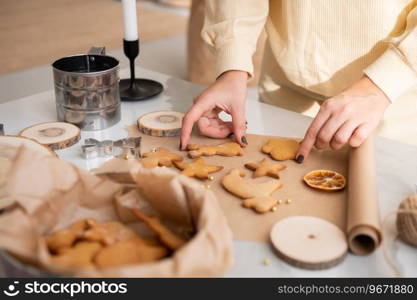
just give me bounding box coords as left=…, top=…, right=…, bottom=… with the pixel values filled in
left=81, top=137, right=141, bottom=160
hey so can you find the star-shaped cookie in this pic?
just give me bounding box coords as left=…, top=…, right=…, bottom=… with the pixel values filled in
left=141, top=147, right=183, bottom=168
left=245, top=158, right=286, bottom=178
left=173, top=158, right=223, bottom=179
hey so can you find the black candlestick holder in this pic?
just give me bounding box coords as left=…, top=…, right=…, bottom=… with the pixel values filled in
left=119, top=39, right=163, bottom=101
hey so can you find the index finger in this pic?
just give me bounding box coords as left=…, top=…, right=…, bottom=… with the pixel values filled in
left=180, top=105, right=205, bottom=150
left=297, top=109, right=330, bottom=163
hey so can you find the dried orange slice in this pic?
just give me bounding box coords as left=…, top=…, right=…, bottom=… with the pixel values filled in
left=303, top=170, right=346, bottom=191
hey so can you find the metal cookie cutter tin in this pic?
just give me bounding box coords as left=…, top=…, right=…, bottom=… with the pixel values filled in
left=81, top=137, right=141, bottom=159
left=52, top=47, right=121, bottom=131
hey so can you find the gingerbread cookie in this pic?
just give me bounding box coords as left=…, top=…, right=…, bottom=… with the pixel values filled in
left=174, top=157, right=223, bottom=180
left=132, top=208, right=186, bottom=251
left=262, top=138, right=299, bottom=161
left=141, top=147, right=183, bottom=169
left=245, top=158, right=286, bottom=178
left=187, top=142, right=243, bottom=158
left=222, top=169, right=283, bottom=213
left=51, top=241, right=102, bottom=268
left=45, top=219, right=88, bottom=253
left=94, top=238, right=168, bottom=268
left=82, top=220, right=140, bottom=246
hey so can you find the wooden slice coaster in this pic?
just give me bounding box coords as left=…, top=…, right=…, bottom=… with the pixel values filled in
left=19, top=122, right=80, bottom=150
left=270, top=216, right=348, bottom=270
left=137, top=110, right=184, bottom=137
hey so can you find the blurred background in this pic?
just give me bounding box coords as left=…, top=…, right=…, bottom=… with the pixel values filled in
left=0, top=0, right=264, bottom=103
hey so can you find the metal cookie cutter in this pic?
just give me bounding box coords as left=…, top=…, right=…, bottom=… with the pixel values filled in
left=81, top=137, right=141, bottom=159
left=82, top=138, right=114, bottom=159
left=0, top=124, right=4, bottom=135
left=114, top=137, right=142, bottom=159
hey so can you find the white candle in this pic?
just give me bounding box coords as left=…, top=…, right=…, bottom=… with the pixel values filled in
left=121, top=0, right=138, bottom=41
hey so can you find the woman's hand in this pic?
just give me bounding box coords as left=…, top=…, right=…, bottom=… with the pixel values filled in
left=296, top=76, right=390, bottom=162
left=180, top=70, right=248, bottom=150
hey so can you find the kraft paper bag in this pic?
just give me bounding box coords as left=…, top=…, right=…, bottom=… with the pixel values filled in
left=0, top=145, right=233, bottom=277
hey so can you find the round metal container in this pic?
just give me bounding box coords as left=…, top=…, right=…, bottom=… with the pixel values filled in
left=52, top=47, right=121, bottom=131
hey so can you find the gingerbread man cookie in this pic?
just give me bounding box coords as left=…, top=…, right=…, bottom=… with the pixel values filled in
left=222, top=169, right=283, bottom=213
left=45, top=219, right=88, bottom=253
left=174, top=157, right=223, bottom=180
left=141, top=147, right=183, bottom=168
left=132, top=208, right=186, bottom=251
left=245, top=158, right=286, bottom=178
left=94, top=238, right=168, bottom=268
left=187, top=142, right=243, bottom=158
left=262, top=138, right=299, bottom=161
left=51, top=241, right=102, bottom=268
left=82, top=220, right=140, bottom=246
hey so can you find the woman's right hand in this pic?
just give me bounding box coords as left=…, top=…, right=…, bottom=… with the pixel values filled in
left=180, top=70, right=249, bottom=150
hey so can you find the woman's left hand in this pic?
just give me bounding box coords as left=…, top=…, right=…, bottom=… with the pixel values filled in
left=296, top=76, right=390, bottom=163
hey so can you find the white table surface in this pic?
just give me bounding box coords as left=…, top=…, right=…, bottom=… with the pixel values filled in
left=1, top=67, right=417, bottom=277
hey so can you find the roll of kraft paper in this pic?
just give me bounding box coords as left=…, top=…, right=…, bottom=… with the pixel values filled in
left=347, top=136, right=382, bottom=255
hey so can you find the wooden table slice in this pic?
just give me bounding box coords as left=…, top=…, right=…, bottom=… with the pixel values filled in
left=270, top=216, right=348, bottom=270
left=137, top=110, right=184, bottom=137
left=19, top=122, right=80, bottom=150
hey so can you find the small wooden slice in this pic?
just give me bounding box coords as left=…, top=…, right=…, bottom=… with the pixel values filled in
left=137, top=110, right=184, bottom=137
left=270, top=216, right=347, bottom=270
left=19, top=122, right=80, bottom=150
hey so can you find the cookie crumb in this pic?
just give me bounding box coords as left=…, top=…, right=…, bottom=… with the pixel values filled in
left=208, top=176, right=215, bottom=181
left=286, top=199, right=292, bottom=204
left=271, top=206, right=277, bottom=212
left=263, top=258, right=271, bottom=265
left=277, top=199, right=283, bottom=205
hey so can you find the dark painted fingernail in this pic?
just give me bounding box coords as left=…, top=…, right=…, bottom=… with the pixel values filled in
left=295, top=155, right=304, bottom=164
left=245, top=121, right=248, bottom=125
left=241, top=136, right=248, bottom=145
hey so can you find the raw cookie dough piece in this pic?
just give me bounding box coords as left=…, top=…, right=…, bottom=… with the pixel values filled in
left=137, top=110, right=184, bottom=137
left=141, top=147, right=183, bottom=169
left=261, top=138, right=299, bottom=161
left=82, top=220, right=140, bottom=246
left=50, top=241, right=102, bottom=268
left=270, top=216, right=348, bottom=270
left=95, top=238, right=168, bottom=268
left=303, top=170, right=346, bottom=191
left=19, top=122, right=80, bottom=150
left=187, top=142, right=243, bottom=158
left=245, top=158, right=286, bottom=178
left=45, top=219, right=88, bottom=253
left=174, top=157, right=223, bottom=180
left=131, top=208, right=186, bottom=251
left=222, top=169, right=283, bottom=213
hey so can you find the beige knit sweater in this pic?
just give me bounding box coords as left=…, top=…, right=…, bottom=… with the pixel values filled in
left=201, top=0, right=417, bottom=143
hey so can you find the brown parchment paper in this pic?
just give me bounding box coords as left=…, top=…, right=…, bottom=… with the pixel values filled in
left=347, top=137, right=382, bottom=255
left=120, top=126, right=381, bottom=254
left=0, top=145, right=233, bottom=277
